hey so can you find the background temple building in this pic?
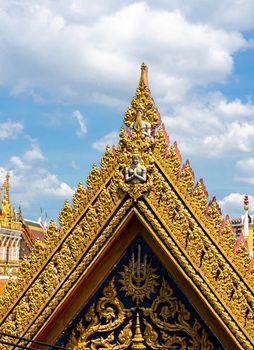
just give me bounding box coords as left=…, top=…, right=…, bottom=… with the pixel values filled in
left=0, top=174, right=45, bottom=293
left=231, top=194, right=254, bottom=256
left=0, top=65, right=253, bottom=349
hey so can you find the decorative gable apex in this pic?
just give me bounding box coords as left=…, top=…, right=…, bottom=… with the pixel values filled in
left=0, top=65, right=253, bottom=350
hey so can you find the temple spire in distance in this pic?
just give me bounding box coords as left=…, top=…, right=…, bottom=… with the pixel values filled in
left=3, top=172, right=10, bottom=204
left=243, top=194, right=249, bottom=240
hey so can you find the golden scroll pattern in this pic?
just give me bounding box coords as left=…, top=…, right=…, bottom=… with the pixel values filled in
left=66, top=242, right=216, bottom=350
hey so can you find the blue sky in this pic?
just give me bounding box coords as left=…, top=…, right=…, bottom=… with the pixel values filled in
left=1, top=0, right=254, bottom=223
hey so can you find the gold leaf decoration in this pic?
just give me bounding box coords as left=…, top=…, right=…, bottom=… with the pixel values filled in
left=94, top=188, right=113, bottom=225
left=44, top=219, right=60, bottom=251
left=137, top=199, right=254, bottom=349
left=234, top=240, right=251, bottom=275
left=153, top=125, right=169, bottom=160
left=187, top=228, right=205, bottom=265
left=41, top=261, right=59, bottom=297
left=219, top=216, right=236, bottom=260
left=124, top=63, right=160, bottom=129
left=72, top=181, right=88, bottom=216
left=0, top=64, right=253, bottom=350
left=100, top=145, right=117, bottom=179
left=54, top=243, right=74, bottom=280
left=86, top=164, right=103, bottom=197
left=178, top=160, right=195, bottom=197
left=29, top=241, right=47, bottom=274
left=201, top=248, right=219, bottom=281
left=192, top=179, right=208, bottom=213
left=164, top=141, right=182, bottom=179
left=67, top=225, right=86, bottom=261
left=58, top=200, right=74, bottom=233
left=66, top=248, right=216, bottom=349
left=206, top=197, right=222, bottom=239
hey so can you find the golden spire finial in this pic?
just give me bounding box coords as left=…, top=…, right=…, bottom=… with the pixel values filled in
left=3, top=172, right=10, bottom=204
left=131, top=312, right=146, bottom=349
left=124, top=64, right=160, bottom=130
left=139, top=63, right=148, bottom=88
left=1, top=172, right=13, bottom=227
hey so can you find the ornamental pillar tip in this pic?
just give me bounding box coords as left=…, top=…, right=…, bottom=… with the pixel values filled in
left=3, top=171, right=10, bottom=204
left=244, top=194, right=249, bottom=211
left=139, top=63, right=149, bottom=88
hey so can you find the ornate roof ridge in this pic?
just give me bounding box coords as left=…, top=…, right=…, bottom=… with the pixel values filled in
left=0, top=64, right=253, bottom=349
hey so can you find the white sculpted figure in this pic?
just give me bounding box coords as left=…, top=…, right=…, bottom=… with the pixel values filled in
left=130, top=105, right=151, bottom=137
left=125, top=155, right=147, bottom=184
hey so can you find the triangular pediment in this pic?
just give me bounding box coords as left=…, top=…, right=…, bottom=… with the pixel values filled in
left=55, top=235, right=225, bottom=349
left=0, top=64, right=253, bottom=350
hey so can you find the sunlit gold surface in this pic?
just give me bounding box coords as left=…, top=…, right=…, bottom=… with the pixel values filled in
left=0, top=64, right=253, bottom=350
left=67, top=252, right=214, bottom=349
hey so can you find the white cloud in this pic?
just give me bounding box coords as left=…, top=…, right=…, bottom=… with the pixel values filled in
left=0, top=120, right=23, bottom=140
left=92, top=131, right=119, bottom=151
left=148, top=0, right=254, bottom=31
left=70, top=160, right=80, bottom=170
left=236, top=158, right=254, bottom=173
left=0, top=2, right=248, bottom=105
left=162, top=94, right=254, bottom=157
left=24, top=143, right=45, bottom=161
left=73, top=110, right=87, bottom=136
left=235, top=158, right=254, bottom=185
left=219, top=192, right=254, bottom=218
left=0, top=167, right=10, bottom=184
left=10, top=156, right=30, bottom=170
left=203, top=121, right=254, bottom=154
left=0, top=140, right=74, bottom=214
left=216, top=98, right=254, bottom=119
left=27, top=170, right=74, bottom=197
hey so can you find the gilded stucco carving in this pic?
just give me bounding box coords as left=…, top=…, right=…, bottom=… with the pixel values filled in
left=149, top=166, right=254, bottom=317
left=178, top=160, right=195, bottom=197
left=234, top=242, right=252, bottom=275
left=142, top=279, right=214, bottom=350
left=100, top=145, right=117, bottom=179
left=23, top=199, right=133, bottom=343
left=124, top=63, right=160, bottom=130
left=137, top=200, right=254, bottom=350
left=218, top=218, right=235, bottom=260
left=192, top=179, right=208, bottom=213
left=116, top=132, right=155, bottom=200
left=153, top=125, right=169, bottom=160
left=0, top=172, right=130, bottom=344
left=66, top=246, right=216, bottom=349
left=86, top=164, right=104, bottom=198
left=58, top=200, right=74, bottom=233
left=0, top=64, right=253, bottom=350
left=72, top=182, right=88, bottom=216
left=164, top=142, right=182, bottom=181
left=119, top=244, right=159, bottom=304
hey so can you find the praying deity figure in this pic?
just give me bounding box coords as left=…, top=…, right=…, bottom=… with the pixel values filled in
left=125, top=155, right=147, bottom=184
left=130, top=105, right=151, bottom=137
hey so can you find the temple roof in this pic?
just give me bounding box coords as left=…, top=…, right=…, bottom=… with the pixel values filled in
left=22, top=219, right=45, bottom=243
left=0, top=65, right=253, bottom=349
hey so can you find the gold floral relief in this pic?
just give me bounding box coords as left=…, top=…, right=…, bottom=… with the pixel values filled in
left=65, top=242, right=219, bottom=350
